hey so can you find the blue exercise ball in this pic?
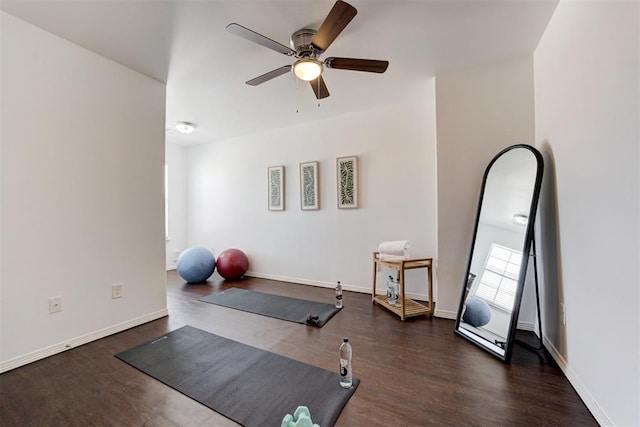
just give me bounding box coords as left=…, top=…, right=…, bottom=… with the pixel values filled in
left=176, top=247, right=216, bottom=284
left=463, top=296, right=492, bottom=327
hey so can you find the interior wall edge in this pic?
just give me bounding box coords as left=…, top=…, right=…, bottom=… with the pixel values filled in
left=0, top=309, right=168, bottom=374
left=542, top=335, right=610, bottom=426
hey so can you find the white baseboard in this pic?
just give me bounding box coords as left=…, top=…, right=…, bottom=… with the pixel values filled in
left=516, top=320, right=534, bottom=331
left=0, top=308, right=169, bottom=374
left=434, top=309, right=457, bottom=319
left=542, top=336, right=611, bottom=426
left=245, top=271, right=430, bottom=302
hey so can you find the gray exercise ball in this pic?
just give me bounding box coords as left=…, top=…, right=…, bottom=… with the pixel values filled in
left=176, top=247, right=216, bottom=284
left=462, top=296, right=492, bottom=327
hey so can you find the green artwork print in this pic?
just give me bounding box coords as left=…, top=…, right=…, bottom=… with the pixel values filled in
left=268, top=166, right=284, bottom=210
left=270, top=169, right=281, bottom=206
left=339, top=163, right=354, bottom=204
left=302, top=165, right=316, bottom=207
left=338, top=156, right=358, bottom=208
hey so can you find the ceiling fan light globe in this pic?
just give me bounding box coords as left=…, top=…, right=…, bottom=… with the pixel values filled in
left=293, top=59, right=322, bottom=81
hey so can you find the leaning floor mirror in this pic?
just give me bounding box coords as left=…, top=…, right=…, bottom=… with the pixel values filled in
left=455, top=144, right=543, bottom=363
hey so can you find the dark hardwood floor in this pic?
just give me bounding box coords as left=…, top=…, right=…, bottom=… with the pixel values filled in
left=0, top=271, right=597, bottom=426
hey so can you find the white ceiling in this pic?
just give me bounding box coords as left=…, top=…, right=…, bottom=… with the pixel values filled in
left=1, top=0, right=558, bottom=147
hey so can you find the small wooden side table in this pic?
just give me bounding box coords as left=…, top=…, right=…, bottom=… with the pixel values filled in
left=372, top=252, right=435, bottom=320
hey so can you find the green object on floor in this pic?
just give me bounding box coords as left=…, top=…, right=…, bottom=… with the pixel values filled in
left=281, top=406, right=320, bottom=427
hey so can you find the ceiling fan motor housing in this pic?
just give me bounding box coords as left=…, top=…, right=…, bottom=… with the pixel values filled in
left=291, top=28, right=318, bottom=57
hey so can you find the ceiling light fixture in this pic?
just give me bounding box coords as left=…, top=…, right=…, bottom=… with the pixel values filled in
left=513, top=214, right=529, bottom=225
left=175, top=121, right=197, bottom=135
left=293, top=58, right=323, bottom=81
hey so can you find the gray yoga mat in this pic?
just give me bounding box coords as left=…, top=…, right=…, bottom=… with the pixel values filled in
left=116, top=325, right=359, bottom=427
left=199, top=287, right=341, bottom=327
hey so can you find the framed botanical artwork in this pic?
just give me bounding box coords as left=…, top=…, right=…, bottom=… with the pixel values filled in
left=300, top=161, right=319, bottom=210
left=337, top=155, right=359, bottom=209
left=267, top=165, right=285, bottom=211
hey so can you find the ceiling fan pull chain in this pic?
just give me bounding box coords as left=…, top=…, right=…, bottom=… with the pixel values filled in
left=296, top=76, right=300, bottom=114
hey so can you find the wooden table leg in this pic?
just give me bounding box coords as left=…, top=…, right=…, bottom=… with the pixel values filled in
left=372, top=253, right=378, bottom=303
left=400, top=264, right=406, bottom=321
left=427, top=262, right=434, bottom=316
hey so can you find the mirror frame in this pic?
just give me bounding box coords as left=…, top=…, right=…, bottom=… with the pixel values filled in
left=454, top=144, right=544, bottom=363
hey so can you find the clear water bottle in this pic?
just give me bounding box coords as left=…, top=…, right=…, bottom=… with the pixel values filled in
left=386, top=275, right=394, bottom=303
left=339, top=337, right=353, bottom=388
left=392, top=278, right=400, bottom=306
left=335, top=281, right=343, bottom=308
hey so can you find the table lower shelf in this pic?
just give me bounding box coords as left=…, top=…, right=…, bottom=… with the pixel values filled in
left=373, top=295, right=434, bottom=319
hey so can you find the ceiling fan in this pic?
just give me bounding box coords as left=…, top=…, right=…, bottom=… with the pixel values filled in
left=226, top=0, right=389, bottom=100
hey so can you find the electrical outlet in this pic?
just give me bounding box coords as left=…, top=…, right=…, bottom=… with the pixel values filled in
left=49, top=296, right=62, bottom=314
left=561, top=302, right=566, bottom=326
left=112, top=283, right=124, bottom=299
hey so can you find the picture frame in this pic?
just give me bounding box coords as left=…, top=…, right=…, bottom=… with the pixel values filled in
left=299, top=161, right=319, bottom=210
left=267, top=165, right=285, bottom=211
left=337, top=155, right=359, bottom=209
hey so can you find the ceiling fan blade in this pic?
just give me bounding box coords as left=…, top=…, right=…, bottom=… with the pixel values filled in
left=324, top=57, right=389, bottom=73
left=309, top=75, right=330, bottom=99
left=246, top=66, right=292, bottom=86
left=226, top=23, right=295, bottom=56
left=310, top=1, right=357, bottom=53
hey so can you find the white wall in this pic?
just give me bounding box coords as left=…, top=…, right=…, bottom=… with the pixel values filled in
left=434, top=57, right=537, bottom=320
left=0, top=12, right=167, bottom=371
left=187, top=94, right=437, bottom=299
left=165, top=143, right=188, bottom=269
left=534, top=1, right=639, bottom=425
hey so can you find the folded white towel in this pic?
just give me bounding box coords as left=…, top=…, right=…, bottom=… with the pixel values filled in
left=378, top=240, right=410, bottom=258
left=379, top=254, right=407, bottom=263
